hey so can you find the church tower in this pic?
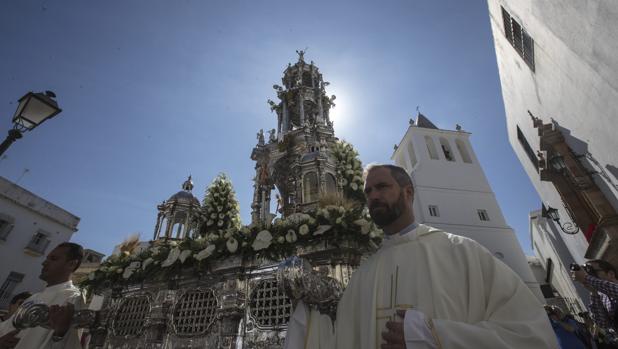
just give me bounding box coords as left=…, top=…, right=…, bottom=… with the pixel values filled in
left=250, top=51, right=340, bottom=224
left=392, top=113, right=543, bottom=299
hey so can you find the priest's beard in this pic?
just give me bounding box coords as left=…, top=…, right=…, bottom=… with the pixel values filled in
left=369, top=189, right=406, bottom=227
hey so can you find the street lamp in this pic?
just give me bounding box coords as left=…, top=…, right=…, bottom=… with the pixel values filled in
left=0, top=91, right=62, bottom=156
left=549, top=154, right=567, bottom=173
left=541, top=204, right=580, bottom=234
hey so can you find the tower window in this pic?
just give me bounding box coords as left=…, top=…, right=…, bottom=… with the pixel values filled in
left=424, top=136, right=439, bottom=160
left=428, top=205, right=440, bottom=217
left=501, top=6, right=535, bottom=71
left=455, top=139, right=472, bottom=164
left=478, top=209, right=490, bottom=221
left=439, top=137, right=454, bottom=162
left=516, top=126, right=539, bottom=170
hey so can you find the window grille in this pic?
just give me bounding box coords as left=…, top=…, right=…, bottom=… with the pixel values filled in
left=25, top=231, right=51, bottom=255
left=249, top=279, right=292, bottom=328
left=478, top=209, right=490, bottom=221
left=501, top=6, right=535, bottom=71
left=0, top=219, right=13, bottom=241
left=113, top=296, right=151, bottom=337
left=428, top=205, right=440, bottom=217
left=172, top=289, right=218, bottom=336
left=0, top=272, right=24, bottom=309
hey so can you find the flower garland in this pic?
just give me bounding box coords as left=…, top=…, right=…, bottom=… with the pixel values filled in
left=80, top=206, right=382, bottom=293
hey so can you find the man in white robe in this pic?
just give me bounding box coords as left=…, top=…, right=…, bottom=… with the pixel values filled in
left=0, top=242, right=85, bottom=349
left=285, top=164, right=557, bottom=349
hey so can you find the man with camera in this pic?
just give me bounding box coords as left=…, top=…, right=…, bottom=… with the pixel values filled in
left=572, top=260, right=618, bottom=347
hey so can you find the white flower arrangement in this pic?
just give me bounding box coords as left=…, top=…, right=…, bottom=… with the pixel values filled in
left=252, top=230, right=272, bottom=251
left=277, top=236, right=285, bottom=244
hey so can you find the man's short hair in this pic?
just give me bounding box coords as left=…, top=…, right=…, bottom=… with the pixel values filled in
left=588, top=259, right=617, bottom=275
left=56, top=242, right=84, bottom=271
left=364, top=163, right=414, bottom=190
left=10, top=291, right=32, bottom=305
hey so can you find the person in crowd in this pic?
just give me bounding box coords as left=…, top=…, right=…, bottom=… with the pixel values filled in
left=0, top=292, right=31, bottom=322
left=545, top=305, right=589, bottom=349
left=0, top=242, right=85, bottom=349
left=286, top=164, right=558, bottom=348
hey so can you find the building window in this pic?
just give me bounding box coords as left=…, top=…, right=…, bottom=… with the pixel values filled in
left=325, top=173, right=337, bottom=194
left=0, top=218, right=14, bottom=241
left=517, top=126, right=539, bottom=170
left=501, top=6, right=535, bottom=70
left=428, top=205, right=440, bottom=217
left=407, top=140, right=418, bottom=168
left=0, top=272, right=25, bottom=309
left=455, top=139, right=472, bottom=164
left=439, top=137, right=454, bottom=162
left=25, top=231, right=51, bottom=255
left=424, top=136, right=439, bottom=160
left=478, top=209, right=490, bottom=221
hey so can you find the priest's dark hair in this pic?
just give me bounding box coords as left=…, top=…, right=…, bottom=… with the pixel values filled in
left=363, top=163, right=414, bottom=191
left=57, top=242, right=85, bottom=271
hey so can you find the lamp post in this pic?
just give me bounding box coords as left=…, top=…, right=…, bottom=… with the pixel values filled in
left=541, top=204, right=580, bottom=234
left=0, top=91, right=62, bottom=156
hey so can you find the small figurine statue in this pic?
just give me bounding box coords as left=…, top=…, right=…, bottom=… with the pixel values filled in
left=296, top=49, right=305, bottom=62
left=257, top=129, right=265, bottom=145
left=268, top=129, right=277, bottom=143
left=456, top=124, right=462, bottom=131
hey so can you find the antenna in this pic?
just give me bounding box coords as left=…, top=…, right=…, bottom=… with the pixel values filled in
left=16, top=168, right=29, bottom=184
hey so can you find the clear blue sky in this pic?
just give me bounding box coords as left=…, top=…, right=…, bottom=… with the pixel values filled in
left=0, top=0, right=541, bottom=256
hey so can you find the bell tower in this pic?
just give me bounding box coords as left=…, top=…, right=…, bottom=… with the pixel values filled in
left=251, top=52, right=341, bottom=225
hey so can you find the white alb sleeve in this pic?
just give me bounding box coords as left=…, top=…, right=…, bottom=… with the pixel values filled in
left=403, top=309, right=437, bottom=349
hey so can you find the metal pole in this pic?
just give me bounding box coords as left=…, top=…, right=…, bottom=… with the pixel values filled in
left=0, top=129, right=23, bottom=156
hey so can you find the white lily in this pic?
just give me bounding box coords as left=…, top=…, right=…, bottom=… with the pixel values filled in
left=161, top=247, right=181, bottom=267
left=195, top=245, right=216, bottom=261
left=298, top=224, right=310, bottom=236
left=226, top=238, right=239, bottom=253
left=179, top=250, right=192, bottom=263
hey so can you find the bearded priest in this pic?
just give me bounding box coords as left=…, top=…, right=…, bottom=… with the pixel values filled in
left=285, top=164, right=557, bottom=349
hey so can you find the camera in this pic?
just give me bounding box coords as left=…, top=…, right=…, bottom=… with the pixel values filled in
left=570, top=263, right=595, bottom=275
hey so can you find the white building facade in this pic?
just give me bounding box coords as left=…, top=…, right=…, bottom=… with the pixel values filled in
left=0, top=176, right=80, bottom=311
left=487, top=0, right=618, bottom=266
left=392, top=115, right=543, bottom=300
left=529, top=209, right=589, bottom=315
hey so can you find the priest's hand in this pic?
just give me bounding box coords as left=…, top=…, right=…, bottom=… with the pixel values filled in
left=381, top=309, right=406, bottom=349
left=0, top=330, right=20, bottom=349
left=49, top=303, right=74, bottom=338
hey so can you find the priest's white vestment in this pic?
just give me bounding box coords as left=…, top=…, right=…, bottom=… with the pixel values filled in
left=294, top=224, right=558, bottom=349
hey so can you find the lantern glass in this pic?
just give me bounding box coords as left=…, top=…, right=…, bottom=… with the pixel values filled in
left=12, top=92, right=61, bottom=131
